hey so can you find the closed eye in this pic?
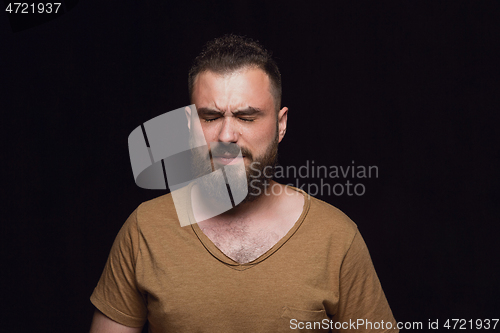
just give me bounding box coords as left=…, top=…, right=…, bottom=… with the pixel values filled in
left=239, top=117, right=255, bottom=122
left=203, top=117, right=221, bottom=123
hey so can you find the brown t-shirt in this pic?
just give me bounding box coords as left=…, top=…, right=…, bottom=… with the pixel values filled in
left=90, top=186, right=398, bottom=332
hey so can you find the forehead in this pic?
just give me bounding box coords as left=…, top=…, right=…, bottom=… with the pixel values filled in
left=191, top=68, right=274, bottom=112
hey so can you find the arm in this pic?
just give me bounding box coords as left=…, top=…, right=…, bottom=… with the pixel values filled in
left=90, top=210, right=148, bottom=328
left=89, top=309, right=143, bottom=333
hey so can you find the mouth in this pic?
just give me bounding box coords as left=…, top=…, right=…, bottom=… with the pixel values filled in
left=213, top=155, right=244, bottom=165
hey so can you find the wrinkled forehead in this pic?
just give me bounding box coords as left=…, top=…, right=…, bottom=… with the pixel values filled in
left=191, top=68, right=275, bottom=113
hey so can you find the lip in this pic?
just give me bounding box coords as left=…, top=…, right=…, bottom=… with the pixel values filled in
left=213, top=155, right=244, bottom=165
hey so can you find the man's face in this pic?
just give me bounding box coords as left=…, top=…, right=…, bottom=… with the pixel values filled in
left=190, top=67, right=288, bottom=200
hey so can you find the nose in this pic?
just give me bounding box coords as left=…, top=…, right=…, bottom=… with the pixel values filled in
left=217, top=117, right=239, bottom=143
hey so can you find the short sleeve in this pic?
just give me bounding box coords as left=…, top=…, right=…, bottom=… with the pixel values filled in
left=90, top=209, right=147, bottom=328
left=335, top=230, right=398, bottom=333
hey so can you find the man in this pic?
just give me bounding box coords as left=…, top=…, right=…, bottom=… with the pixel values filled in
left=89, top=34, right=398, bottom=332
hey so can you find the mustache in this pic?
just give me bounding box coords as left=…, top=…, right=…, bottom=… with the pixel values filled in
left=210, top=143, right=253, bottom=160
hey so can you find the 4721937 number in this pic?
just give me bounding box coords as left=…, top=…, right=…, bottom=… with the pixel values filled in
left=443, top=319, right=498, bottom=330
left=5, top=3, right=61, bottom=14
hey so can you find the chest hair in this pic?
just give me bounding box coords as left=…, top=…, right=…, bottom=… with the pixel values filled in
left=200, top=221, right=282, bottom=264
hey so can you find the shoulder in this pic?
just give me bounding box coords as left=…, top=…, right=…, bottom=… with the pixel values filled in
left=310, top=195, right=358, bottom=233
left=136, top=192, right=175, bottom=218
left=135, top=185, right=191, bottom=229
left=308, top=195, right=357, bottom=230
left=287, top=185, right=359, bottom=244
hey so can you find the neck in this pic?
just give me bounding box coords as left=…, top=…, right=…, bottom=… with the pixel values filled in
left=191, top=180, right=281, bottom=224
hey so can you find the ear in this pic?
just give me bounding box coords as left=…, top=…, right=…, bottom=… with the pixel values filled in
left=185, top=106, right=192, bottom=130
left=277, top=106, right=288, bottom=143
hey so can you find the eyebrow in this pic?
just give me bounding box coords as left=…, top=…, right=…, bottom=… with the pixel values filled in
left=232, top=107, right=263, bottom=116
left=197, top=107, right=263, bottom=117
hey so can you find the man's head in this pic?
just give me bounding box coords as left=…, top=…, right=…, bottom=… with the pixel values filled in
left=187, top=35, right=287, bottom=203
left=189, top=34, right=282, bottom=112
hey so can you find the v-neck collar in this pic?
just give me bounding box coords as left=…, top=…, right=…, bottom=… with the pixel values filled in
left=187, top=185, right=311, bottom=270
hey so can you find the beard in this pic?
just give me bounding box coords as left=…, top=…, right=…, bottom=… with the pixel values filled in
left=190, top=132, right=279, bottom=207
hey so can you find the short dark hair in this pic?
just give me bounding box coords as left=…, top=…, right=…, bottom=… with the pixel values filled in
left=188, top=34, right=282, bottom=111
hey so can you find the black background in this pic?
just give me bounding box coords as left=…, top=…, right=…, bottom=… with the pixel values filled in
left=2, top=1, right=500, bottom=332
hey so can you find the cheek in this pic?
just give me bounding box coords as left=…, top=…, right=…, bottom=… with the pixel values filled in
left=247, top=123, right=278, bottom=149
left=201, top=123, right=221, bottom=142
left=258, top=120, right=278, bottom=140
